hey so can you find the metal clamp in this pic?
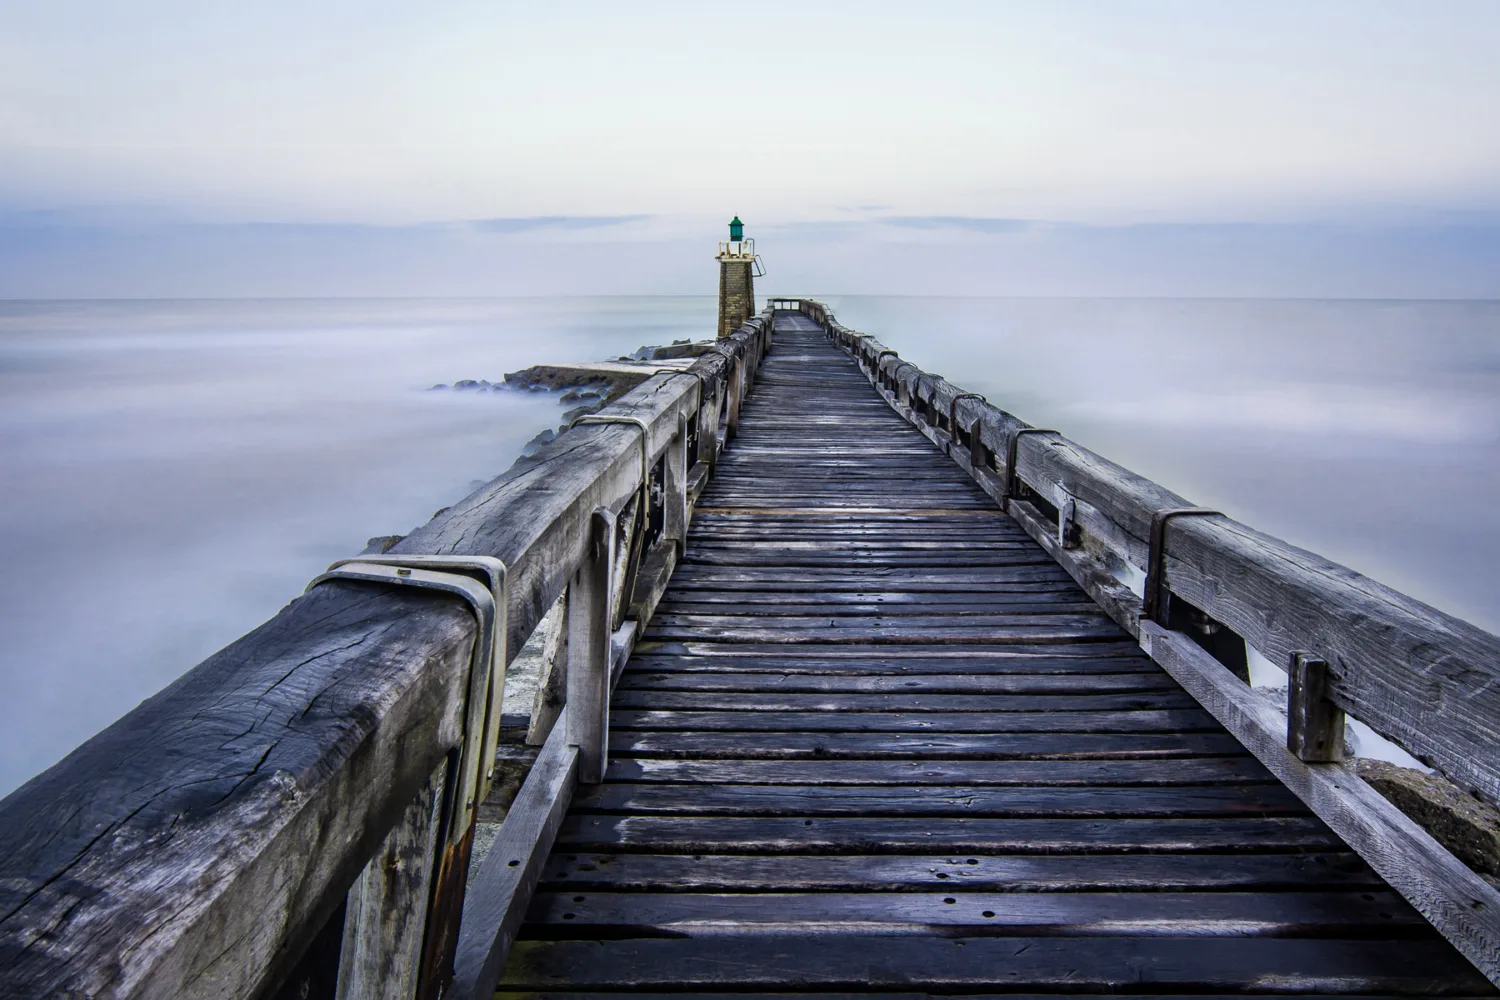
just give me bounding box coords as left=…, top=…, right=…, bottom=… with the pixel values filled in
left=1003, top=428, right=1059, bottom=500
left=570, top=413, right=654, bottom=515
left=1141, top=507, right=1221, bottom=623
left=948, top=392, right=987, bottom=437
left=306, top=554, right=509, bottom=842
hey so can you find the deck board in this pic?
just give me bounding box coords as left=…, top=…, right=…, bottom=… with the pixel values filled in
left=497, top=314, right=1490, bottom=995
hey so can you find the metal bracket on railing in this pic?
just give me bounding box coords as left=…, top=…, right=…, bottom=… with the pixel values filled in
left=570, top=413, right=654, bottom=515
left=948, top=393, right=987, bottom=437
left=307, top=554, right=509, bottom=841
left=1141, top=507, right=1221, bottom=623
left=1002, top=428, right=1060, bottom=501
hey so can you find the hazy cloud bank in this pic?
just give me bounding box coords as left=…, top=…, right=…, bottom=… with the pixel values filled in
left=2, top=216, right=1497, bottom=299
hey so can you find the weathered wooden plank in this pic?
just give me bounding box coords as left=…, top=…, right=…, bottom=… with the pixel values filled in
left=608, top=708, right=1218, bottom=733
left=654, top=599, right=1106, bottom=616
left=553, top=814, right=1341, bottom=853
left=501, top=935, right=1490, bottom=992
left=600, top=756, right=1273, bottom=786
left=607, top=729, right=1250, bottom=760
left=523, top=889, right=1424, bottom=934
left=616, top=669, right=1177, bottom=693
left=538, top=850, right=1379, bottom=892
left=572, top=782, right=1305, bottom=817
left=624, top=661, right=1157, bottom=681
left=498, top=995, right=1476, bottom=1000
left=607, top=689, right=1197, bottom=713
left=649, top=612, right=1114, bottom=630
left=631, top=639, right=1149, bottom=659
left=665, top=566, right=1074, bottom=586
left=639, top=621, right=1127, bottom=644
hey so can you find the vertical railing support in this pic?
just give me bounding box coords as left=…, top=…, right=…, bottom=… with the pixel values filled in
left=336, top=761, right=448, bottom=1000
left=699, top=376, right=721, bottom=469
left=665, top=410, right=688, bottom=550
left=567, top=508, right=616, bottom=783
left=725, top=355, right=745, bottom=442
left=1288, top=653, right=1346, bottom=762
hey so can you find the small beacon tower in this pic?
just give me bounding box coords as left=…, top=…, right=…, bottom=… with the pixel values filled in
left=716, top=216, right=761, bottom=339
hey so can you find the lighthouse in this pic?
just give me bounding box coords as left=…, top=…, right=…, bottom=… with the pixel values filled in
left=716, top=216, right=762, bottom=339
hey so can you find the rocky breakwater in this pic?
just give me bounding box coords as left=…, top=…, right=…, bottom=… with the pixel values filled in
left=429, top=338, right=715, bottom=458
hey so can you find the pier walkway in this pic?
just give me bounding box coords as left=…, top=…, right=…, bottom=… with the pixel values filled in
left=495, top=316, right=1488, bottom=994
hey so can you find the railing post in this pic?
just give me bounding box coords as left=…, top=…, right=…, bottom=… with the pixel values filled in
left=699, top=378, right=721, bottom=469
left=567, top=508, right=616, bottom=783
left=725, top=355, right=745, bottom=442
left=336, top=761, right=449, bottom=1000
left=1288, top=653, right=1346, bottom=762
left=664, top=410, right=688, bottom=550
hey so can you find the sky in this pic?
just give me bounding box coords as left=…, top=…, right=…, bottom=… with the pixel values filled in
left=2, top=1, right=1499, bottom=296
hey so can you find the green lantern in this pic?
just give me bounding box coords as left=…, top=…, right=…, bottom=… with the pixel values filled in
left=728, top=216, right=744, bottom=241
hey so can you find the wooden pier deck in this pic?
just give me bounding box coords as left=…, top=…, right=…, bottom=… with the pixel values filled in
left=495, top=316, right=1491, bottom=995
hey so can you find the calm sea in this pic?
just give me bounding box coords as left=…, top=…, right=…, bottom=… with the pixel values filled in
left=1, top=295, right=1497, bottom=795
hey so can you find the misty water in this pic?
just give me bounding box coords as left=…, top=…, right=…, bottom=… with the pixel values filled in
left=2, top=295, right=1498, bottom=797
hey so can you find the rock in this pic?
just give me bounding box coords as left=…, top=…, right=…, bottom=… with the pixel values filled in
left=1355, top=758, right=1500, bottom=876
left=520, top=428, right=557, bottom=458
left=561, top=402, right=604, bottom=425
left=427, top=383, right=448, bottom=391
left=453, top=379, right=480, bottom=390
left=360, top=535, right=405, bottom=554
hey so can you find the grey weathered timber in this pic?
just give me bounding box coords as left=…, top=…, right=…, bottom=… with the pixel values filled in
left=0, top=317, right=772, bottom=999
left=335, top=762, right=447, bottom=1000
left=1289, top=652, right=1347, bottom=762
left=498, top=310, right=1491, bottom=996
left=566, top=509, right=616, bottom=784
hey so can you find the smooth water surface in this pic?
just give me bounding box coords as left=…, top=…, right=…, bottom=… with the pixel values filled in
left=0, top=297, right=715, bottom=795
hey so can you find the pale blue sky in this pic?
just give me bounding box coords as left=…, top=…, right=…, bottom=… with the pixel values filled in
left=3, top=1, right=1499, bottom=294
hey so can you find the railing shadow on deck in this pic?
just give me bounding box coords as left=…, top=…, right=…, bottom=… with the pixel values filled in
left=772, top=296, right=1500, bottom=986
left=0, top=317, right=774, bottom=1000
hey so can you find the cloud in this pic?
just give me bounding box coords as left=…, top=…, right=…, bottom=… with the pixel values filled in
left=466, top=215, right=651, bottom=234
left=880, top=216, right=1041, bottom=235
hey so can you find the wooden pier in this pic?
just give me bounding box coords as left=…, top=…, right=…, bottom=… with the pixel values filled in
left=493, top=314, right=1491, bottom=995
left=3, top=303, right=1499, bottom=998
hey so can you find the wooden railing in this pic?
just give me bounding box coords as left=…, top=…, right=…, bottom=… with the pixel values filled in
left=0, top=317, right=774, bottom=999
left=776, top=298, right=1500, bottom=984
